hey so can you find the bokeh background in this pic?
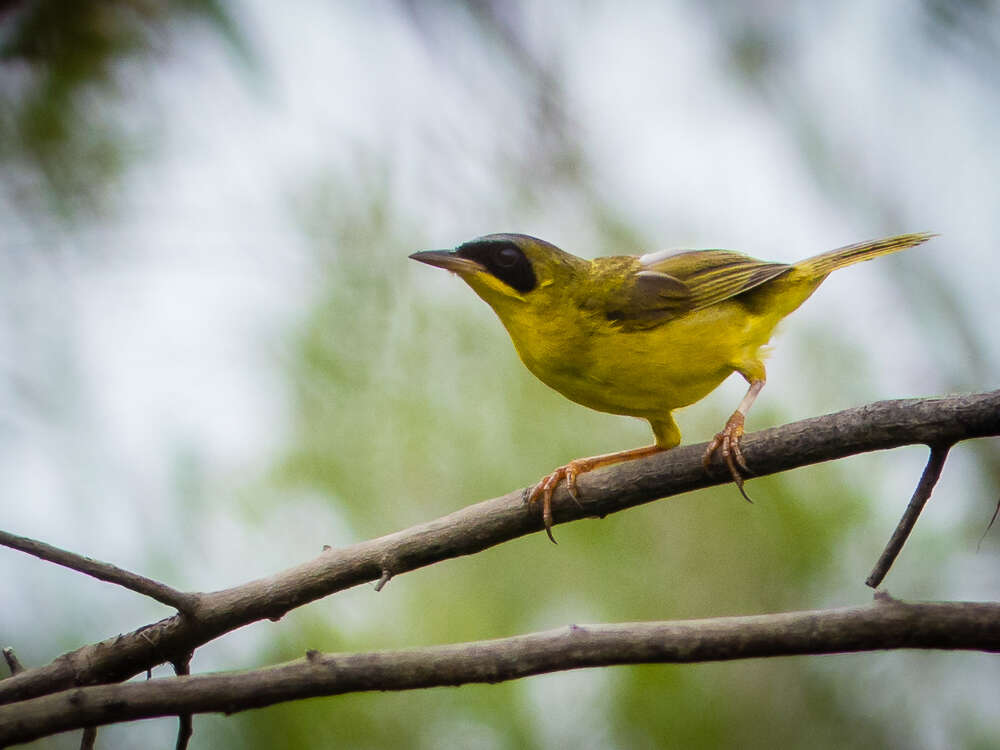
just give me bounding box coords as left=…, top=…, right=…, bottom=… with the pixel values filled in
left=2, top=1, right=999, bottom=748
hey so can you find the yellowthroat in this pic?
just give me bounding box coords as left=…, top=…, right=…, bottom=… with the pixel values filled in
left=411, top=232, right=932, bottom=541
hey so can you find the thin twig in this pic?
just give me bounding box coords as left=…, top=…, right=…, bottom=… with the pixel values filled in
left=0, top=598, right=998, bottom=745
left=976, top=495, right=1000, bottom=553
left=0, top=529, right=199, bottom=615
left=172, top=654, right=194, bottom=750
left=2, top=647, right=24, bottom=675
left=374, top=569, right=392, bottom=592
left=1, top=391, right=998, bottom=709
left=80, top=726, right=97, bottom=750
left=866, top=444, right=952, bottom=588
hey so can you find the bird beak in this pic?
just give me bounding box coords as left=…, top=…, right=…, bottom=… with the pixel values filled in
left=409, top=249, right=484, bottom=275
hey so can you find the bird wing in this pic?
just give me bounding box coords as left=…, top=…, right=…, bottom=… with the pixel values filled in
left=585, top=256, right=692, bottom=330
left=602, top=249, right=792, bottom=331
left=641, top=249, right=792, bottom=311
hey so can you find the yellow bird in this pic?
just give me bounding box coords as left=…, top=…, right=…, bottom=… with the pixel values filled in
left=411, top=232, right=932, bottom=541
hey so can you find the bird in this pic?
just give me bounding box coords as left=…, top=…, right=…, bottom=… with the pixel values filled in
left=410, top=231, right=933, bottom=542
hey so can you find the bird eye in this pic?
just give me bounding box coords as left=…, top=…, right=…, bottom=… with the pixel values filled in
left=495, top=246, right=520, bottom=267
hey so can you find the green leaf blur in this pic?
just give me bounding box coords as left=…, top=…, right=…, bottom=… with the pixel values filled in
left=3, top=2, right=998, bottom=749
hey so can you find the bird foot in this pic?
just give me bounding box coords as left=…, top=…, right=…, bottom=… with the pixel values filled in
left=525, top=458, right=592, bottom=544
left=703, top=411, right=754, bottom=502
left=525, top=444, right=667, bottom=542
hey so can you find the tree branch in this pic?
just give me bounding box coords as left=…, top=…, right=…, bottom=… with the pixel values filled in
left=866, top=443, right=952, bottom=588
left=0, top=391, right=997, bottom=709
left=79, top=726, right=96, bottom=750
left=0, top=530, right=199, bottom=615
left=2, top=649, right=24, bottom=676
left=0, top=596, right=998, bottom=746
left=171, top=655, right=193, bottom=750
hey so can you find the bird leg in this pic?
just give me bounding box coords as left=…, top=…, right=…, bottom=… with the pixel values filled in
left=526, top=444, right=666, bottom=543
left=703, top=378, right=765, bottom=501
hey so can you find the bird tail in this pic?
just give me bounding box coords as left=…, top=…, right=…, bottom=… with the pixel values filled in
left=795, top=232, right=935, bottom=279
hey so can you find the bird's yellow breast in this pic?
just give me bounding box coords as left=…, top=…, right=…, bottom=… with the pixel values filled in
left=483, top=282, right=782, bottom=422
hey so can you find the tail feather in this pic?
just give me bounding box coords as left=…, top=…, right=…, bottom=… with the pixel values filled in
left=795, top=232, right=935, bottom=278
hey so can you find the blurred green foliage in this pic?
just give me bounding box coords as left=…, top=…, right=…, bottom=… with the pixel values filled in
left=3, top=2, right=998, bottom=749
left=0, top=0, right=248, bottom=216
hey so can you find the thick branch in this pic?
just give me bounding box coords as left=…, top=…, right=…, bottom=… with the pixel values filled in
left=0, top=530, right=198, bottom=614
left=1, top=391, right=998, bottom=708
left=1, top=597, right=998, bottom=745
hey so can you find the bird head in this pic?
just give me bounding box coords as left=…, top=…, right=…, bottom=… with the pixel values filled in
left=409, top=234, right=582, bottom=311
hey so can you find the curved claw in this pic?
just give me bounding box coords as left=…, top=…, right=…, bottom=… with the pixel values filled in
left=729, top=435, right=751, bottom=475
left=563, top=466, right=585, bottom=508
left=525, top=444, right=667, bottom=543
left=525, top=459, right=589, bottom=544
left=703, top=411, right=754, bottom=503
left=526, top=468, right=566, bottom=544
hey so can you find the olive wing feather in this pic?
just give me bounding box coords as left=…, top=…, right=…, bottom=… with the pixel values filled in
left=604, top=249, right=792, bottom=331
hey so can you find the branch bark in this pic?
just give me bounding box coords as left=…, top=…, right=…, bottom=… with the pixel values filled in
left=1, top=596, right=998, bottom=746
left=866, top=443, right=951, bottom=587
left=1, top=391, right=998, bottom=711
left=0, top=530, right=198, bottom=614
left=1, top=649, right=24, bottom=676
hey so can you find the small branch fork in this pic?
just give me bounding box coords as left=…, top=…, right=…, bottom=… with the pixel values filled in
left=0, top=532, right=200, bottom=749
left=0, top=391, right=998, bottom=745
